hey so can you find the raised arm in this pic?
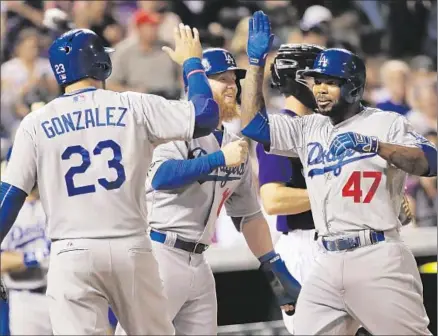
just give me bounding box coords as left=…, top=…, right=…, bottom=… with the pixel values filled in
left=240, top=11, right=274, bottom=129
left=241, top=65, right=266, bottom=128
left=163, top=23, right=219, bottom=138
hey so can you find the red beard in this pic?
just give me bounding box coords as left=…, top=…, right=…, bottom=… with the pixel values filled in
left=213, top=91, right=240, bottom=124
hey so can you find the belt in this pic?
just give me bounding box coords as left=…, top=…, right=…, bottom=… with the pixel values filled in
left=150, top=230, right=209, bottom=254
left=321, top=230, right=385, bottom=252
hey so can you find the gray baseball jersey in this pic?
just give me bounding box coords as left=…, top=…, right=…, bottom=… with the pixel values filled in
left=265, top=107, right=435, bottom=236
left=146, top=119, right=261, bottom=244
left=3, top=88, right=195, bottom=240
left=1, top=199, right=49, bottom=290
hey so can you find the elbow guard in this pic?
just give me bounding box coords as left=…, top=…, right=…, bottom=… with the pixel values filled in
left=421, top=144, right=437, bottom=177
left=192, top=94, right=219, bottom=138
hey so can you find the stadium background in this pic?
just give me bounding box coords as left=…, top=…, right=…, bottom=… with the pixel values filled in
left=0, top=0, right=436, bottom=335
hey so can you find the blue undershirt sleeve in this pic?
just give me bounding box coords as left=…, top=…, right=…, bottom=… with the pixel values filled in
left=151, top=151, right=226, bottom=190
left=241, top=108, right=271, bottom=148
left=183, top=58, right=219, bottom=138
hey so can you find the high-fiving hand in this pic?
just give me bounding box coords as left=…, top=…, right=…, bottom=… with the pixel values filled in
left=162, top=23, right=203, bottom=65
left=247, top=11, right=274, bottom=67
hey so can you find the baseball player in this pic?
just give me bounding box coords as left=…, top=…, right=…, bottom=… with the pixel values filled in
left=1, top=185, right=52, bottom=335
left=0, top=148, right=51, bottom=335
left=116, top=47, right=300, bottom=336
left=241, top=10, right=437, bottom=335
left=0, top=25, right=220, bottom=335
left=256, top=43, right=324, bottom=334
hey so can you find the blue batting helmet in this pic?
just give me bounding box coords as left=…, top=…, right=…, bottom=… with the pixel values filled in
left=48, top=29, right=113, bottom=86
left=183, top=48, right=246, bottom=88
left=201, top=48, right=246, bottom=79
left=302, top=48, right=366, bottom=104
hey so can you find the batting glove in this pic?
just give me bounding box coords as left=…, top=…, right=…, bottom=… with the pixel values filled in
left=247, top=11, right=274, bottom=67
left=259, top=252, right=301, bottom=315
left=329, top=132, right=379, bottom=157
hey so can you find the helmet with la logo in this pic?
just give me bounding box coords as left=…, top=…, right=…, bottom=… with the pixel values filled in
left=183, top=48, right=246, bottom=101
left=303, top=48, right=366, bottom=104
left=201, top=48, right=246, bottom=80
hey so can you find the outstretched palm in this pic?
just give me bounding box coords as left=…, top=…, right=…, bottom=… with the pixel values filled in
left=247, top=11, right=274, bottom=66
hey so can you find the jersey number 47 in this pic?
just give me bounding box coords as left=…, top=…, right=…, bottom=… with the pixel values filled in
left=342, top=171, right=382, bottom=203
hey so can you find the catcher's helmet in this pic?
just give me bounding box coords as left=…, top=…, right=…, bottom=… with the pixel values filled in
left=302, top=48, right=366, bottom=104
left=271, top=43, right=325, bottom=110
left=49, top=29, right=113, bottom=87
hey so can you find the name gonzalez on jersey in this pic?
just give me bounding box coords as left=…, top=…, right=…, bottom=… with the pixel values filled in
left=306, top=141, right=377, bottom=178
left=41, top=105, right=128, bottom=139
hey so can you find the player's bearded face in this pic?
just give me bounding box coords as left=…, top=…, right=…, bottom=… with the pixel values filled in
left=209, top=71, right=239, bottom=123
left=312, top=76, right=344, bottom=115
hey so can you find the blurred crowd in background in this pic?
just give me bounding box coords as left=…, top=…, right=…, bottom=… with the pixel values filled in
left=0, top=0, right=437, bottom=229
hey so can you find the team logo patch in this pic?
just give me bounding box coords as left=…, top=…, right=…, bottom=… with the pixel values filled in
left=223, top=51, right=236, bottom=66
left=318, top=55, right=329, bottom=67
left=73, top=94, right=86, bottom=103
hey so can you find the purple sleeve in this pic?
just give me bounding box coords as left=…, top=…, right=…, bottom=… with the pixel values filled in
left=256, top=143, right=292, bottom=186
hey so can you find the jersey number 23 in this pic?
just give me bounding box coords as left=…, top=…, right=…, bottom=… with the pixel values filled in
left=62, top=140, right=126, bottom=197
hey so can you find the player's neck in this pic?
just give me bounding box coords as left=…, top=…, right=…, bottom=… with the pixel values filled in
left=284, top=95, right=312, bottom=117
left=330, top=102, right=362, bottom=125
left=64, top=80, right=98, bottom=94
